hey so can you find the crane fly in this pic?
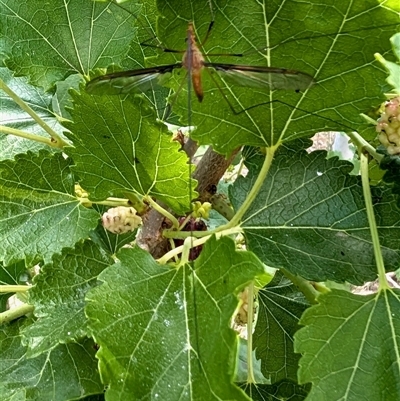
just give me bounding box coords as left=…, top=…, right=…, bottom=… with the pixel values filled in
left=85, top=22, right=315, bottom=108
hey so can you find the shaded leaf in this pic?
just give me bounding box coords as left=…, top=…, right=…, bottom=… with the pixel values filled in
left=240, top=380, right=310, bottom=401
left=295, top=289, right=400, bottom=400
left=230, top=142, right=400, bottom=284
left=52, top=73, right=83, bottom=120
left=376, top=32, right=400, bottom=92
left=0, top=319, right=103, bottom=401
left=236, top=338, right=270, bottom=384
left=254, top=272, right=309, bottom=383
left=0, top=260, right=28, bottom=312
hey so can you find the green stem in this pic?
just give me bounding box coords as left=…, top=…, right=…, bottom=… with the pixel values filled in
left=246, top=282, right=256, bottom=384
left=81, top=197, right=132, bottom=207
left=312, top=282, right=331, bottom=294
left=0, top=126, right=60, bottom=147
left=225, top=145, right=279, bottom=228
left=0, top=285, right=30, bottom=293
left=359, top=151, right=389, bottom=290
left=163, top=228, right=213, bottom=239
left=158, top=227, right=243, bottom=264
left=347, top=131, right=383, bottom=163
left=178, top=237, right=193, bottom=267
left=164, top=145, right=279, bottom=241
left=124, top=192, right=147, bottom=214
left=144, top=196, right=180, bottom=229
left=0, top=78, right=69, bottom=148
left=281, top=269, right=320, bottom=304
left=0, top=304, right=34, bottom=324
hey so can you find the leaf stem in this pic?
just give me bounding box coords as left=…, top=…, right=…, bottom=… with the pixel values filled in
left=224, top=145, right=279, bottom=229
left=281, top=269, right=320, bottom=304
left=82, top=197, right=132, bottom=207
left=178, top=237, right=193, bottom=267
left=359, top=151, right=389, bottom=290
left=0, top=304, right=34, bottom=324
left=144, top=196, right=180, bottom=229
left=347, top=131, right=383, bottom=162
left=0, top=285, right=30, bottom=293
left=0, top=125, right=61, bottom=147
left=246, top=282, right=256, bottom=384
left=158, top=228, right=242, bottom=264
left=0, top=78, right=68, bottom=148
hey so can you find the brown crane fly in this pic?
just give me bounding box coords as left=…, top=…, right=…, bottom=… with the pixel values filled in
left=85, top=22, right=315, bottom=107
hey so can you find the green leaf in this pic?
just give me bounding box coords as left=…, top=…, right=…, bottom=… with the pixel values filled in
left=376, top=33, right=400, bottom=93
left=0, top=67, right=65, bottom=160
left=63, top=89, right=196, bottom=214
left=21, top=241, right=113, bottom=358
left=295, top=289, right=400, bottom=401
left=52, top=73, right=83, bottom=120
left=230, top=142, right=400, bottom=284
left=0, top=319, right=103, bottom=401
left=154, top=0, right=399, bottom=154
left=240, top=380, right=310, bottom=401
left=86, top=236, right=265, bottom=400
left=253, top=272, right=309, bottom=383
left=0, top=260, right=27, bottom=311
left=0, top=0, right=141, bottom=90
left=0, top=151, right=99, bottom=266
left=236, top=338, right=270, bottom=384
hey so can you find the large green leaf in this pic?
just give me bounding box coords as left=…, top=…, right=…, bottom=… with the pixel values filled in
left=230, top=142, right=400, bottom=284
left=155, top=0, right=399, bottom=154
left=295, top=289, right=400, bottom=400
left=3, top=0, right=397, bottom=155
left=63, top=90, right=196, bottom=214
left=0, top=319, right=103, bottom=401
left=21, top=241, right=113, bottom=358
left=86, top=236, right=265, bottom=400
left=0, top=151, right=99, bottom=266
left=0, top=0, right=141, bottom=90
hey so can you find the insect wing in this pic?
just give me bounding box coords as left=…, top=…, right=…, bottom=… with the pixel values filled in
left=86, top=64, right=182, bottom=95
left=205, top=63, right=315, bottom=91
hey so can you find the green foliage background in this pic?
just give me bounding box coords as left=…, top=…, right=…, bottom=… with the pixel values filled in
left=0, top=0, right=399, bottom=400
